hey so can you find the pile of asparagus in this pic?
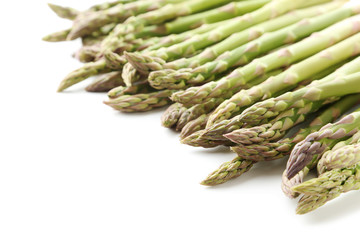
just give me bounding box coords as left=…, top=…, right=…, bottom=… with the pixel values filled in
left=44, top=0, right=360, bottom=214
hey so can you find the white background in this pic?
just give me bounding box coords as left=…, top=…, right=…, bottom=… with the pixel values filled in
left=1, top=1, right=360, bottom=239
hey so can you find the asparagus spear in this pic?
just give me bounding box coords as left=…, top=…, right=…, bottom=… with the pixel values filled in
left=233, top=56, right=360, bottom=127
left=88, top=0, right=138, bottom=11
left=125, top=0, right=332, bottom=75
left=42, top=29, right=71, bottom=42
left=201, top=157, right=254, bottom=186
left=107, top=81, right=154, bottom=99
left=202, top=95, right=360, bottom=187
left=160, top=0, right=270, bottom=34
left=57, top=59, right=112, bottom=92
left=85, top=71, right=124, bottom=92
left=318, top=142, right=360, bottom=175
left=171, top=11, right=360, bottom=108
left=225, top=72, right=360, bottom=146
left=119, top=0, right=239, bottom=35
left=58, top=20, right=232, bottom=92
left=67, top=0, right=174, bottom=40
left=181, top=130, right=233, bottom=148
left=176, top=69, right=283, bottom=133
left=225, top=100, right=332, bottom=145
left=180, top=114, right=210, bottom=139
left=286, top=108, right=360, bottom=179
left=47, top=3, right=79, bottom=20
left=104, top=89, right=175, bottom=112
left=149, top=2, right=349, bottom=90
left=75, top=45, right=101, bottom=63
left=200, top=32, right=360, bottom=141
left=293, top=162, right=360, bottom=214
left=161, top=103, right=188, bottom=128
left=231, top=94, right=360, bottom=162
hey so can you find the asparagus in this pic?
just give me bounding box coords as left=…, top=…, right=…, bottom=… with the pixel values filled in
left=161, top=103, right=188, bottom=128
left=283, top=134, right=360, bottom=199
left=85, top=71, right=124, bottom=92
left=119, top=0, right=237, bottom=35
left=42, top=29, right=71, bottom=42
left=282, top=168, right=310, bottom=199
left=47, top=3, right=79, bottom=20
left=102, top=20, right=229, bottom=72
left=318, top=142, right=360, bottom=175
left=226, top=73, right=360, bottom=146
left=149, top=2, right=349, bottom=90
left=202, top=95, right=360, bottom=187
left=57, top=59, right=113, bottom=92
left=231, top=94, right=360, bottom=162
left=125, top=0, right=332, bottom=75
left=171, top=11, right=360, bottom=108
left=233, top=56, right=360, bottom=127
left=180, top=114, right=210, bottom=139
left=200, top=32, right=360, bottom=141
left=144, top=20, right=229, bottom=52
left=104, top=89, right=175, bottom=112
left=175, top=69, right=283, bottom=133
left=160, top=0, right=270, bottom=34
left=292, top=163, right=360, bottom=214
left=59, top=19, right=232, bottom=92
left=107, top=81, right=154, bottom=99
left=67, top=0, right=173, bottom=40
left=75, top=45, right=101, bottom=63
left=286, top=108, right=360, bottom=179
left=88, top=1, right=138, bottom=11
left=181, top=129, right=233, bottom=148
left=201, top=157, right=254, bottom=186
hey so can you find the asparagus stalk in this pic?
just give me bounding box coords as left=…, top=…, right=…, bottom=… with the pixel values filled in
left=225, top=72, right=360, bottom=146
left=57, top=59, right=113, bottom=92
left=225, top=100, right=332, bottom=145
left=161, top=0, right=270, bottom=34
left=318, top=142, right=360, bottom=175
left=283, top=134, right=360, bottom=199
left=47, top=3, right=79, bottom=20
left=200, top=32, right=360, bottom=141
left=176, top=69, right=283, bottom=133
left=201, top=157, right=254, bottom=186
left=181, top=129, right=233, bottom=148
left=88, top=0, right=138, bottom=11
left=85, top=71, right=124, bottom=92
left=171, top=11, right=360, bottom=108
left=231, top=94, right=360, bottom=162
left=180, top=114, right=210, bottom=139
left=58, top=19, right=232, bottom=92
left=42, top=29, right=71, bottom=42
left=233, top=56, right=360, bottom=127
left=125, top=0, right=332, bottom=75
left=120, top=0, right=239, bottom=35
left=202, top=95, right=360, bottom=187
left=107, top=81, right=154, bottom=99
left=286, top=108, right=360, bottom=179
left=161, top=103, right=188, bottom=128
left=104, top=89, right=175, bottom=112
left=293, top=163, right=360, bottom=214
left=149, top=2, right=349, bottom=90
left=67, top=0, right=173, bottom=40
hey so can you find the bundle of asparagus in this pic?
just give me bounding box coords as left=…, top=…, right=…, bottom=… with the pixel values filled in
left=45, top=0, right=360, bottom=214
